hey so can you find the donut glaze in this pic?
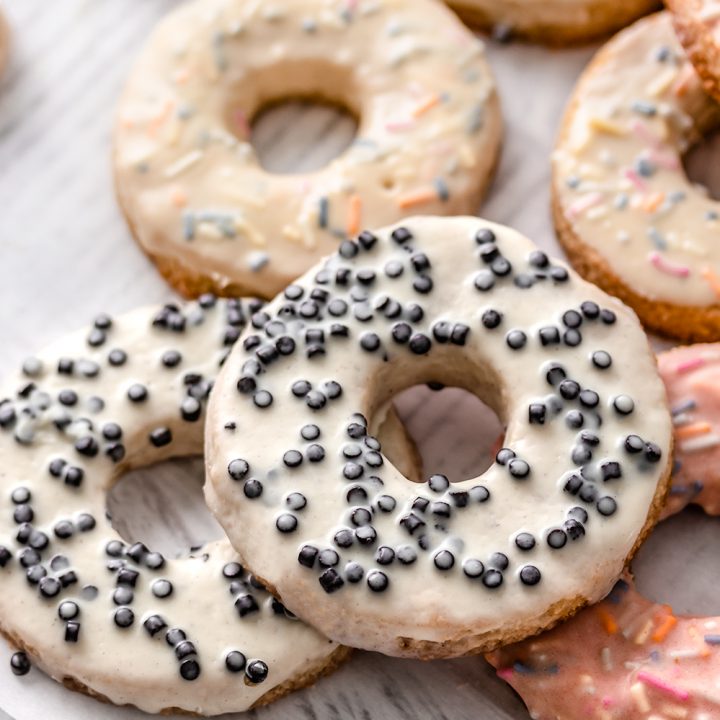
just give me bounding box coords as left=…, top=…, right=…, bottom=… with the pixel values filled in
left=0, top=298, right=418, bottom=715
left=205, top=216, right=672, bottom=659
left=486, top=343, right=720, bottom=720
left=113, top=0, right=501, bottom=300
left=445, top=0, right=659, bottom=45
left=668, top=0, right=720, bottom=101
left=553, top=12, right=720, bottom=341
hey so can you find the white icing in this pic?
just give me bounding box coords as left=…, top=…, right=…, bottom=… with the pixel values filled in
left=0, top=299, right=340, bottom=715
left=554, top=12, right=720, bottom=308
left=113, top=0, right=500, bottom=298
left=206, top=216, right=672, bottom=656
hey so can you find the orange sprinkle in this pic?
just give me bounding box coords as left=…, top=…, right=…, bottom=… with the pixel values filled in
left=597, top=607, right=619, bottom=635
left=701, top=267, right=720, bottom=299
left=641, top=191, right=665, bottom=213
left=396, top=187, right=439, bottom=210
left=170, top=187, right=189, bottom=208
left=412, top=94, right=441, bottom=118
left=651, top=613, right=678, bottom=643
left=174, top=67, right=190, bottom=85
left=147, top=99, right=174, bottom=137
left=675, top=421, right=712, bottom=440
left=346, top=195, right=362, bottom=236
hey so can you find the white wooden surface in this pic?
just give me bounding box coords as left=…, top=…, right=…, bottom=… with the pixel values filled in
left=1, top=2, right=720, bottom=719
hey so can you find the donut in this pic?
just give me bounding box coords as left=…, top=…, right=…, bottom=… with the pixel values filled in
left=668, top=0, right=720, bottom=101
left=0, top=297, right=420, bottom=714
left=113, top=0, right=501, bottom=300
left=204, top=215, right=673, bottom=659
left=486, top=343, right=720, bottom=720
left=552, top=12, right=720, bottom=342
left=445, top=0, right=660, bottom=44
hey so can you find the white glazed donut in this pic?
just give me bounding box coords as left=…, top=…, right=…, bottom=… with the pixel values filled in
left=0, top=297, right=419, bottom=714
left=113, top=0, right=501, bottom=300
left=553, top=11, right=720, bottom=341
left=445, top=0, right=660, bottom=44
left=205, top=216, right=673, bottom=659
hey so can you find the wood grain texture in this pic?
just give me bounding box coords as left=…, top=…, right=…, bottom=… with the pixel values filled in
left=0, top=2, right=717, bottom=719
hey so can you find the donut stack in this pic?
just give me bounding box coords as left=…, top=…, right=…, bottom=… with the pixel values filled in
left=3, top=0, right=720, bottom=718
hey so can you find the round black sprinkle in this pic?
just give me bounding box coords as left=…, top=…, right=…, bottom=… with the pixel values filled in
left=434, top=550, right=455, bottom=570
left=506, top=330, right=527, bottom=350
left=508, top=459, right=530, bottom=479
left=613, top=395, right=635, bottom=415
left=243, top=479, right=263, bottom=499
left=482, top=309, right=502, bottom=329
left=375, top=546, right=395, bottom=565
left=597, top=497, right=617, bottom=516
left=520, top=565, right=541, bottom=586
left=127, top=384, right=147, bottom=402
left=112, top=607, right=134, bottom=629
left=367, top=570, right=389, bottom=592
left=245, top=660, right=268, bottom=684
left=228, top=459, right=249, bottom=480
left=547, top=529, right=567, bottom=549
left=474, top=271, right=495, bottom=292
left=600, top=309, right=616, bottom=324
left=225, top=651, right=247, bottom=673
left=180, top=659, right=201, bottom=681
left=152, top=579, right=173, bottom=598
left=463, top=558, right=485, bottom=578
left=592, top=351, right=612, bottom=369
left=408, top=334, right=431, bottom=354
left=283, top=450, right=303, bottom=468
left=161, top=350, right=182, bottom=368
left=482, top=569, right=503, bottom=589
left=10, top=652, right=31, bottom=676
left=300, top=424, right=320, bottom=441
left=579, top=390, right=599, bottom=408
left=253, top=390, right=273, bottom=408
left=360, top=333, right=381, bottom=352
left=149, top=427, right=172, bottom=447
left=428, top=474, right=450, bottom=493
left=108, top=349, right=127, bottom=367
left=58, top=601, right=79, bottom=620
left=276, top=514, right=297, bottom=533
left=515, top=533, right=535, bottom=551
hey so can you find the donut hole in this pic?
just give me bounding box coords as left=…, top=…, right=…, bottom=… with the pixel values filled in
left=226, top=59, right=360, bottom=174
left=107, top=457, right=224, bottom=557
left=633, top=506, right=720, bottom=615
left=392, top=384, right=504, bottom=483
left=682, top=128, right=720, bottom=201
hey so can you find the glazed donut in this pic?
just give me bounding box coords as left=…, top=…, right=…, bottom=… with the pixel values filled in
left=486, top=343, right=720, bottom=720
left=205, top=216, right=673, bottom=659
left=113, top=0, right=501, bottom=300
left=445, top=0, right=660, bottom=44
left=553, top=12, right=720, bottom=342
left=0, top=298, right=419, bottom=715
left=668, top=0, right=720, bottom=101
